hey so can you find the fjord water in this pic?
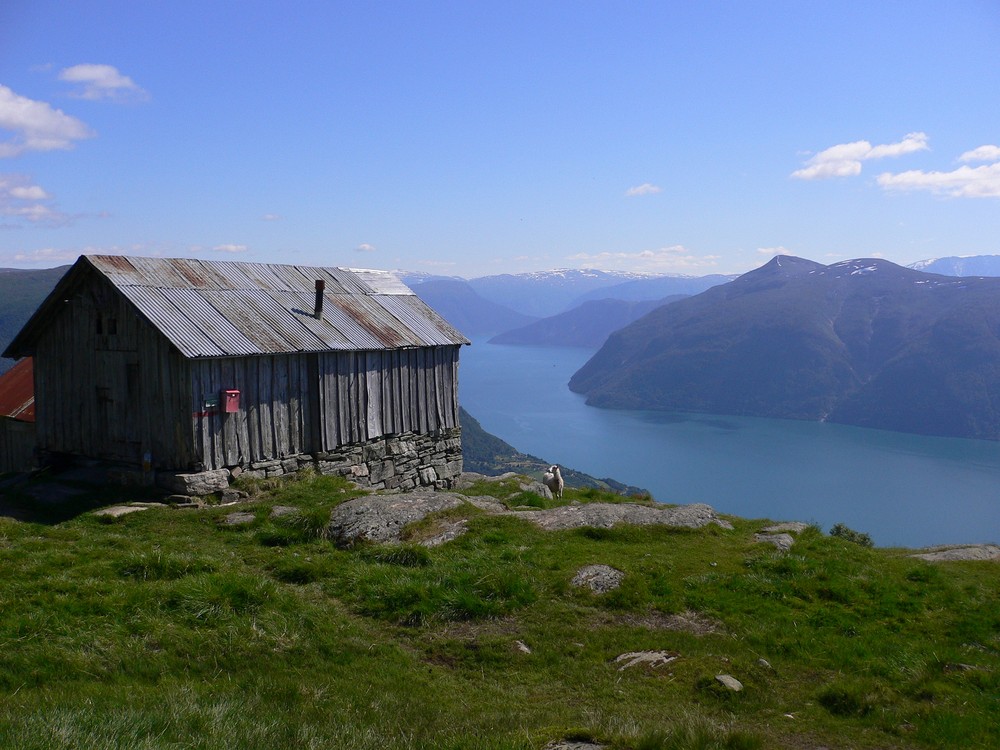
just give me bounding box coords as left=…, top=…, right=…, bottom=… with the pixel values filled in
left=459, top=339, right=1000, bottom=548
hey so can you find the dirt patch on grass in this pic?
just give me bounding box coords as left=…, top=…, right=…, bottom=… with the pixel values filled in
left=604, top=610, right=723, bottom=636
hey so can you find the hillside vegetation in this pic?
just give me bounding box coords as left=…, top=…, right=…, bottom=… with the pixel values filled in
left=1, top=470, right=998, bottom=749
left=571, top=256, right=1000, bottom=440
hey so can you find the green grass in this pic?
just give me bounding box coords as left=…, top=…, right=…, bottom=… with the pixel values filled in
left=0, top=473, right=998, bottom=749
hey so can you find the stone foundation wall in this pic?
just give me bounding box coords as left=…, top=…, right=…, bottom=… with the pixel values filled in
left=159, top=427, right=463, bottom=496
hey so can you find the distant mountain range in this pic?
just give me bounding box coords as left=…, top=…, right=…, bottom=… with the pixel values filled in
left=0, top=266, right=69, bottom=375
left=570, top=255, right=1000, bottom=441
left=465, top=268, right=666, bottom=318
left=489, top=295, right=688, bottom=348
left=403, top=268, right=734, bottom=339
left=908, top=255, right=1000, bottom=276
left=406, top=279, right=538, bottom=335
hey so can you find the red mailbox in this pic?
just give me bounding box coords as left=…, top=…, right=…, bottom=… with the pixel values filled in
left=223, top=389, right=240, bottom=413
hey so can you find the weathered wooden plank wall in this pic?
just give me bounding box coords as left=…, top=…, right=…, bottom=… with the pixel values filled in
left=191, top=345, right=461, bottom=470
left=33, top=272, right=192, bottom=469
left=0, top=418, right=35, bottom=473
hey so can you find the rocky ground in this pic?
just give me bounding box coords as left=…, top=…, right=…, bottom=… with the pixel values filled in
left=3, top=465, right=998, bottom=563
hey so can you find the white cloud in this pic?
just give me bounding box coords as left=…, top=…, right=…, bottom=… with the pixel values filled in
left=415, top=259, right=457, bottom=268
left=757, top=246, right=792, bottom=256
left=876, top=163, right=1000, bottom=198
left=792, top=132, right=928, bottom=180
left=625, top=182, right=662, bottom=197
left=0, top=174, right=68, bottom=225
left=8, top=247, right=80, bottom=264
left=567, top=245, right=720, bottom=272
left=0, top=85, right=94, bottom=157
left=9, top=184, right=49, bottom=200
left=58, top=64, right=148, bottom=102
left=262, top=213, right=282, bottom=221
left=959, top=145, right=1000, bottom=164
left=213, top=243, right=248, bottom=253
left=355, top=243, right=376, bottom=252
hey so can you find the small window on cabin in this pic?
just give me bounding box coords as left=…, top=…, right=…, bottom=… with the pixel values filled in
left=96, top=314, right=118, bottom=336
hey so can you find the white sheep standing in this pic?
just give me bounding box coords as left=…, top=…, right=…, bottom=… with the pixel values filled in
left=542, top=464, right=564, bottom=499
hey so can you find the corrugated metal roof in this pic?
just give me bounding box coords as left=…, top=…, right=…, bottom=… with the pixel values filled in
left=0, top=357, right=35, bottom=422
left=84, top=255, right=468, bottom=358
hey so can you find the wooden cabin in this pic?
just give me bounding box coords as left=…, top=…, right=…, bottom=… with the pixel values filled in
left=2, top=255, right=469, bottom=490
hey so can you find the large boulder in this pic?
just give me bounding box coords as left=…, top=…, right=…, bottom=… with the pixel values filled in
left=157, top=469, right=230, bottom=496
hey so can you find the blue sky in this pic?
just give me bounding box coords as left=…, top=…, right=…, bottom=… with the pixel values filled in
left=1, top=1, right=998, bottom=277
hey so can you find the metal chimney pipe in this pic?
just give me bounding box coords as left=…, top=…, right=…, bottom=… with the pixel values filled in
left=314, top=279, right=325, bottom=318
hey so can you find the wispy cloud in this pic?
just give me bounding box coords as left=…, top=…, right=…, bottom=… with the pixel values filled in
left=0, top=174, right=70, bottom=226
left=213, top=243, right=247, bottom=253
left=625, top=182, right=662, bottom=197
left=355, top=243, right=376, bottom=252
left=791, top=132, right=928, bottom=180
left=262, top=213, right=282, bottom=221
left=568, top=245, right=719, bottom=272
left=0, top=85, right=94, bottom=157
left=7, top=247, right=81, bottom=264
left=958, top=145, right=1000, bottom=164
left=757, top=246, right=792, bottom=256
left=876, top=163, right=1000, bottom=198
left=58, top=64, right=148, bottom=102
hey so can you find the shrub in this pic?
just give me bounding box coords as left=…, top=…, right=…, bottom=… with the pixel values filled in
left=829, top=523, right=874, bottom=548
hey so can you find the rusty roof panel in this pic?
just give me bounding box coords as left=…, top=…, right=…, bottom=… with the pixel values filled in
left=162, top=289, right=262, bottom=356
left=269, top=291, right=356, bottom=349
left=0, top=357, right=35, bottom=422
left=378, top=295, right=470, bottom=346
left=117, top=286, right=227, bottom=357
left=75, top=255, right=469, bottom=358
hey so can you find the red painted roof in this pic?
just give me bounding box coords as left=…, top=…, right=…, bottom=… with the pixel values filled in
left=0, top=357, right=35, bottom=422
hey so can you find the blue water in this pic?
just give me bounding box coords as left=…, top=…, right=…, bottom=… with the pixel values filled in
left=458, top=339, right=1000, bottom=548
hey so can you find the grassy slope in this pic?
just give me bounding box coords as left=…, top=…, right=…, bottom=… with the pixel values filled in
left=0, top=473, right=998, bottom=750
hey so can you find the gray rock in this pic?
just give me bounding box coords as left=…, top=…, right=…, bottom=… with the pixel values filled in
left=571, top=564, right=625, bottom=593
left=269, top=505, right=300, bottom=519
left=220, top=488, right=248, bottom=505
left=421, top=518, right=470, bottom=547
left=761, top=522, right=809, bottom=534
left=910, top=544, right=1000, bottom=562
left=328, top=491, right=471, bottom=545
left=715, top=674, right=743, bottom=691
left=157, top=468, right=231, bottom=496
left=92, top=505, right=150, bottom=518
left=326, top=492, right=731, bottom=546
left=221, top=511, right=256, bottom=526
left=527, top=502, right=732, bottom=531
left=521, top=480, right=553, bottom=499
left=755, top=532, right=796, bottom=552
left=613, top=651, right=679, bottom=671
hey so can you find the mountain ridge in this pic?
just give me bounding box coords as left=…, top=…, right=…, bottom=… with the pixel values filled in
left=570, top=255, right=1000, bottom=440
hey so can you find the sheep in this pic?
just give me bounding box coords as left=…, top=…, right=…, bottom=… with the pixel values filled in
left=542, top=464, right=564, bottom=499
